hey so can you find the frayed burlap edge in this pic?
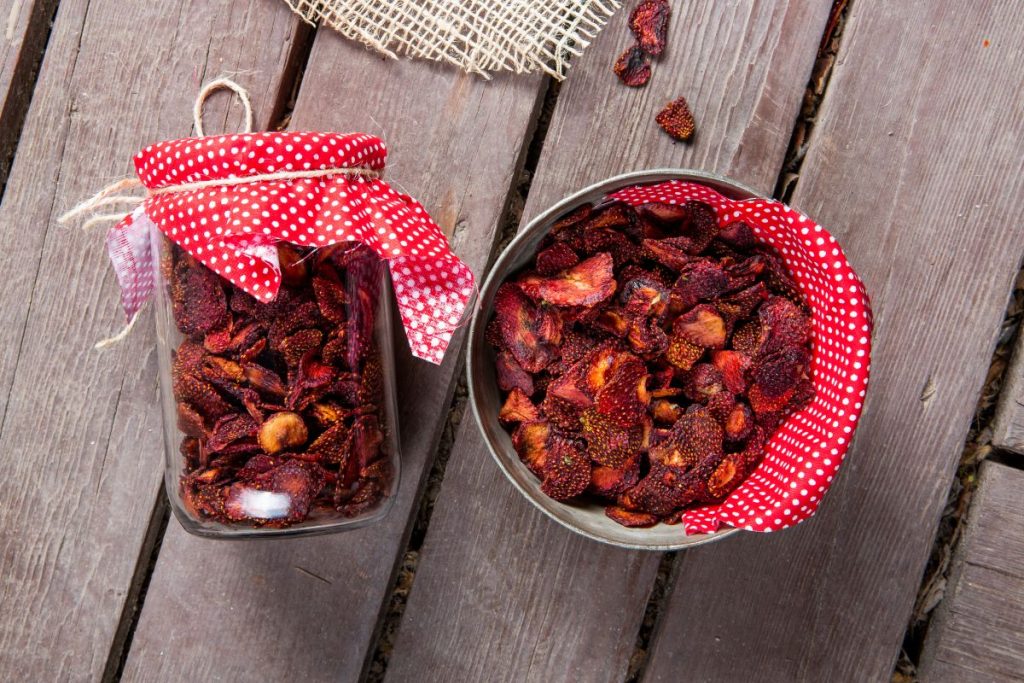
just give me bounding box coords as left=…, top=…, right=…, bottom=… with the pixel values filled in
left=284, top=0, right=622, bottom=79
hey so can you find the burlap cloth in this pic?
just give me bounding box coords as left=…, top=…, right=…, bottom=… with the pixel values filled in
left=284, top=0, right=622, bottom=79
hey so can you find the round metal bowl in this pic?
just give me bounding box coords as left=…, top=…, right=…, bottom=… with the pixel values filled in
left=468, top=169, right=763, bottom=550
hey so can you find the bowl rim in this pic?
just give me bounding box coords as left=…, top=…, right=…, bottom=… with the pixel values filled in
left=467, top=168, right=776, bottom=550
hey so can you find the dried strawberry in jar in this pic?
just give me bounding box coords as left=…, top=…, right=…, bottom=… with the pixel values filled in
left=158, top=238, right=402, bottom=536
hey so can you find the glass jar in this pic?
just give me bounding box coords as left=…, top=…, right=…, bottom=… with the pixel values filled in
left=152, top=231, right=401, bottom=538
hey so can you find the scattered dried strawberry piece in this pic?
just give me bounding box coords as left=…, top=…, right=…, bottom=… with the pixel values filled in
left=629, top=0, right=670, bottom=56
left=589, top=455, right=641, bottom=497
left=493, top=283, right=562, bottom=373
left=656, top=97, right=696, bottom=142
left=613, top=45, right=652, bottom=87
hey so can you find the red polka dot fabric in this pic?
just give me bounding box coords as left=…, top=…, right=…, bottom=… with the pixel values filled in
left=107, top=131, right=473, bottom=364
left=610, top=181, right=873, bottom=534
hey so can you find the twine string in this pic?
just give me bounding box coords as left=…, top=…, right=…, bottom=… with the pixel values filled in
left=193, top=77, right=253, bottom=138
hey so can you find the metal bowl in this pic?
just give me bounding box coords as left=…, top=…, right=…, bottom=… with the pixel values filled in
left=468, top=169, right=763, bottom=550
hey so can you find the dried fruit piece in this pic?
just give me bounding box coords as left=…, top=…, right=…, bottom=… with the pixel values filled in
left=605, top=506, right=659, bottom=528
left=674, top=304, right=727, bottom=349
left=171, top=255, right=228, bottom=337
left=499, top=388, right=541, bottom=424
left=629, top=0, right=670, bottom=56
left=535, top=242, right=580, bottom=276
left=493, top=284, right=562, bottom=373
left=518, top=252, right=616, bottom=308
left=258, top=412, right=309, bottom=454
left=711, top=350, right=751, bottom=394
left=723, top=402, right=753, bottom=442
left=613, top=45, right=652, bottom=87
left=495, top=351, right=535, bottom=395
left=648, top=409, right=722, bottom=471
left=541, top=437, right=591, bottom=501
left=656, top=97, right=696, bottom=142
left=512, top=421, right=552, bottom=476
left=589, top=455, right=641, bottom=497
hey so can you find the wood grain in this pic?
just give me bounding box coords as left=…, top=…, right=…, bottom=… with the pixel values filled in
left=991, top=340, right=1024, bottom=453
left=919, top=461, right=1024, bottom=682
left=0, top=1, right=303, bottom=678
left=643, top=2, right=1024, bottom=681
left=0, top=0, right=59, bottom=186
left=119, top=29, right=546, bottom=682
left=384, top=2, right=833, bottom=681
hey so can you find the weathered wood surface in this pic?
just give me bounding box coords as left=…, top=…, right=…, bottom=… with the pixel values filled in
left=991, top=339, right=1024, bottom=453
left=643, top=2, right=1024, bottom=681
left=385, top=2, right=833, bottom=680
left=919, top=461, right=1024, bottom=682
left=0, top=0, right=59, bottom=185
left=120, top=29, right=545, bottom=682
left=0, top=0, right=303, bottom=678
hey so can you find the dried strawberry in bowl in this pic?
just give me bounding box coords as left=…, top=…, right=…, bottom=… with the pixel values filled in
left=467, top=170, right=871, bottom=550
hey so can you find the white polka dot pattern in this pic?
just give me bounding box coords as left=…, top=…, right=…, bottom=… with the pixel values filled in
left=609, top=181, right=873, bottom=535
left=106, top=131, right=473, bottom=364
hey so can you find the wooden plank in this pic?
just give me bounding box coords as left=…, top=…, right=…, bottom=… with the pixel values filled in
left=119, top=30, right=546, bottom=682
left=0, top=0, right=59, bottom=185
left=919, top=461, right=1024, bottom=682
left=991, top=339, right=1024, bottom=453
left=0, top=1, right=304, bottom=678
left=384, top=2, right=833, bottom=681
left=643, top=2, right=1024, bottom=681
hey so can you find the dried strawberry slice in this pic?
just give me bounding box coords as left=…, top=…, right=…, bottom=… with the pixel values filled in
left=171, top=256, right=229, bottom=338
left=499, top=388, right=540, bottom=425
left=535, top=242, right=580, bottom=276
left=243, top=362, right=288, bottom=398
left=540, top=437, right=591, bottom=501
left=581, top=408, right=648, bottom=468
left=701, top=452, right=748, bottom=502
left=512, top=420, right=552, bottom=476
left=592, top=353, right=650, bottom=429
left=674, top=304, right=727, bottom=349
left=665, top=332, right=703, bottom=371
left=718, top=221, right=757, bottom=249
left=748, top=347, right=811, bottom=415
left=613, top=45, right=651, bottom=87
left=758, top=296, right=812, bottom=357
left=493, top=284, right=562, bottom=373
left=641, top=238, right=691, bottom=271
left=722, top=402, right=754, bottom=442
left=651, top=399, right=683, bottom=424
left=518, top=252, right=616, bottom=308
left=648, top=408, right=723, bottom=471
left=629, top=0, right=670, bottom=56
left=671, top=260, right=730, bottom=312
left=307, top=421, right=351, bottom=463
left=176, top=402, right=207, bottom=439
left=207, top=413, right=258, bottom=452
left=618, top=472, right=691, bottom=516
left=717, top=282, right=769, bottom=325
left=656, top=96, right=695, bottom=142
left=495, top=351, right=535, bottom=396
left=711, top=350, right=751, bottom=394
left=605, top=505, right=659, bottom=528
left=681, top=363, right=725, bottom=403
left=173, top=371, right=233, bottom=420
left=313, top=270, right=348, bottom=324
left=589, top=454, right=641, bottom=498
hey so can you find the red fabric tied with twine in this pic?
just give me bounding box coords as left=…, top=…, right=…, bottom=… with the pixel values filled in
left=610, top=181, right=872, bottom=534
left=106, top=130, right=472, bottom=364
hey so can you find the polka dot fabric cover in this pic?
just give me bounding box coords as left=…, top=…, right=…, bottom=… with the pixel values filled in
left=610, top=181, right=872, bottom=534
left=106, top=131, right=473, bottom=364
